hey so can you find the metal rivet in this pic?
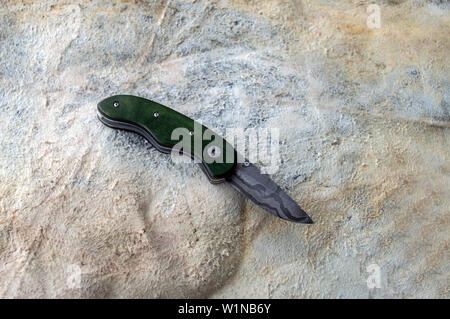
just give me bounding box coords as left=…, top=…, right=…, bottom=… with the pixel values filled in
left=113, top=101, right=119, bottom=108
left=189, top=131, right=194, bottom=136
left=244, top=161, right=250, bottom=167
left=154, top=112, right=159, bottom=118
left=207, top=145, right=221, bottom=158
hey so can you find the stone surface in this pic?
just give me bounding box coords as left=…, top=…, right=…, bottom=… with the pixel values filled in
left=0, top=0, right=448, bottom=298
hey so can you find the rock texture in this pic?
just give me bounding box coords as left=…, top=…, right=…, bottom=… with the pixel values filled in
left=0, top=0, right=448, bottom=298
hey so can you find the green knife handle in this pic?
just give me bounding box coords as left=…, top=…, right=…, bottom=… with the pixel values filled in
left=97, top=95, right=237, bottom=183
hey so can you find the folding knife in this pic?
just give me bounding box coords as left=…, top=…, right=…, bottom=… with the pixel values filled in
left=97, top=95, right=313, bottom=224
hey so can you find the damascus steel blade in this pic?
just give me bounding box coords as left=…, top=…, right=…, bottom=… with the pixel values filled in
left=226, top=162, right=313, bottom=224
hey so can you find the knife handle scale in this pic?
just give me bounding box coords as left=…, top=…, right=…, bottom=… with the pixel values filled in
left=97, top=95, right=236, bottom=183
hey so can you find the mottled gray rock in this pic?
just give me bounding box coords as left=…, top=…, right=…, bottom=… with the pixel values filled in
left=0, top=0, right=448, bottom=298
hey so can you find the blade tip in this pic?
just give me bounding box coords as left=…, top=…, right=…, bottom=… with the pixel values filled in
left=301, top=215, right=314, bottom=224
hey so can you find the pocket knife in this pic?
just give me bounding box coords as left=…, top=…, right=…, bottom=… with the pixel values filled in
left=97, top=95, right=313, bottom=224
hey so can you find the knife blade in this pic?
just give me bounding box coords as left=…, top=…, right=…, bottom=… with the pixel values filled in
left=227, top=161, right=312, bottom=223
left=97, top=95, right=313, bottom=224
